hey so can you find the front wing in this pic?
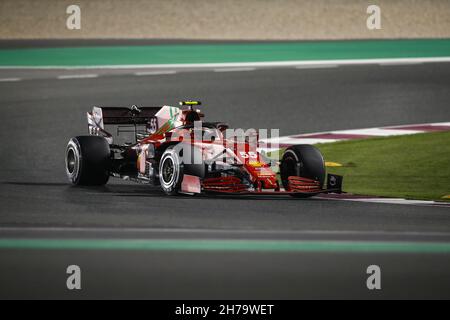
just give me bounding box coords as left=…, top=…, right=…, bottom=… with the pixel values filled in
left=182, top=174, right=343, bottom=196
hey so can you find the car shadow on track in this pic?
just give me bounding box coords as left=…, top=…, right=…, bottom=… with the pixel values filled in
left=3, top=181, right=69, bottom=187
left=2, top=181, right=318, bottom=201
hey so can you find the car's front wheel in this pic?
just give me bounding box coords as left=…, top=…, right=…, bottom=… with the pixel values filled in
left=280, top=144, right=325, bottom=198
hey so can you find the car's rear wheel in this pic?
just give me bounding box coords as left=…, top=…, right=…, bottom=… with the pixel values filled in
left=280, top=145, right=325, bottom=198
left=159, top=146, right=184, bottom=195
left=65, top=136, right=110, bottom=186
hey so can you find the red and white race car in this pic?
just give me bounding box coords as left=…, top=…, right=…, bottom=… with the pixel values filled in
left=65, top=101, right=342, bottom=197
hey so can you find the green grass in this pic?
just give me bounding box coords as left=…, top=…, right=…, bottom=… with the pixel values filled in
left=313, top=131, right=450, bottom=201
left=271, top=131, right=450, bottom=201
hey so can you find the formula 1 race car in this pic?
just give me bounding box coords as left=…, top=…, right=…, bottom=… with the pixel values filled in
left=65, top=101, right=343, bottom=197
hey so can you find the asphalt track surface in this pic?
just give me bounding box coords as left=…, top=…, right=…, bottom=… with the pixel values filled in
left=1, top=63, right=450, bottom=299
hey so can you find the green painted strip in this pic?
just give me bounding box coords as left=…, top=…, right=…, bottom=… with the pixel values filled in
left=0, top=239, right=450, bottom=253
left=0, top=39, right=449, bottom=67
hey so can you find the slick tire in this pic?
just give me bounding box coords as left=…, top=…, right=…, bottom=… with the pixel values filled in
left=159, top=146, right=184, bottom=196
left=280, top=145, right=325, bottom=198
left=65, top=136, right=111, bottom=186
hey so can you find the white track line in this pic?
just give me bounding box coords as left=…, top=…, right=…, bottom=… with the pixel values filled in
left=430, top=122, right=450, bottom=127
left=391, top=122, right=450, bottom=128
left=57, top=74, right=98, bottom=79
left=334, top=128, right=422, bottom=136
left=319, top=197, right=450, bottom=208
left=134, top=70, right=177, bottom=76
left=0, top=78, right=21, bottom=82
left=295, top=64, right=338, bottom=69
left=263, top=137, right=338, bottom=145
left=349, top=198, right=443, bottom=206
left=379, top=61, right=423, bottom=66
left=214, top=67, right=256, bottom=72
left=3, top=57, right=450, bottom=70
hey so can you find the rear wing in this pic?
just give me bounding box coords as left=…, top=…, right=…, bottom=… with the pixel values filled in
left=87, top=105, right=162, bottom=143
left=88, top=105, right=161, bottom=126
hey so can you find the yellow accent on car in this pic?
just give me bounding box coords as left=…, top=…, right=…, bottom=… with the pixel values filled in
left=179, top=101, right=201, bottom=106
left=325, top=161, right=343, bottom=167
left=249, top=161, right=264, bottom=167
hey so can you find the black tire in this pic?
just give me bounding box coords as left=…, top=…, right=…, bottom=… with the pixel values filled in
left=159, top=146, right=184, bottom=195
left=65, top=136, right=110, bottom=186
left=280, top=145, right=325, bottom=198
